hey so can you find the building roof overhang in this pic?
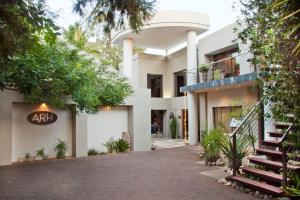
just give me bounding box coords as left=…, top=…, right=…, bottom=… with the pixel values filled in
left=112, top=11, right=209, bottom=51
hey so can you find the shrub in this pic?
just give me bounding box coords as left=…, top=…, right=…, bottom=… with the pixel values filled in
left=55, top=139, right=68, bottom=159
left=202, top=129, right=226, bottom=164
left=36, top=148, right=48, bottom=160
left=221, top=133, right=251, bottom=171
left=170, top=117, right=177, bottom=139
left=88, top=149, right=99, bottom=156
left=103, top=138, right=117, bottom=153
left=24, top=152, right=31, bottom=162
left=115, top=139, right=129, bottom=152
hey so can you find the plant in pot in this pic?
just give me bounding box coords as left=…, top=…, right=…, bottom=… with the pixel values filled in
left=221, top=133, right=252, bottom=173
left=170, top=116, right=177, bottom=139
left=202, top=129, right=226, bottom=165
left=55, top=139, right=68, bottom=159
left=199, top=64, right=209, bottom=82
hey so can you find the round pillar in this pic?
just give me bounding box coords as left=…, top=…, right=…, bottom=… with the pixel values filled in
left=187, top=30, right=198, bottom=145
left=123, top=38, right=133, bottom=79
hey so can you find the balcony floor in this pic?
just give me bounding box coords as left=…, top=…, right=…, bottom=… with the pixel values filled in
left=180, top=73, right=257, bottom=93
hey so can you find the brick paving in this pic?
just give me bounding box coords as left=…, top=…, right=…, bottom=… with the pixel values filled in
left=0, top=146, right=259, bottom=200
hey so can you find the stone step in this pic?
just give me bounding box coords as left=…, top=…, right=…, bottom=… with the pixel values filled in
left=230, top=176, right=284, bottom=197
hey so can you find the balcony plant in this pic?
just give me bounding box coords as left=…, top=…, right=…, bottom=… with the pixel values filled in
left=199, top=64, right=209, bottom=82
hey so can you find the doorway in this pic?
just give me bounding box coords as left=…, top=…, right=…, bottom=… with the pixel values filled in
left=151, top=110, right=164, bottom=135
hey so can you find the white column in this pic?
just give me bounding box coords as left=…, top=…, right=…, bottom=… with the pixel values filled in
left=187, top=30, right=198, bottom=145
left=123, top=38, right=133, bottom=80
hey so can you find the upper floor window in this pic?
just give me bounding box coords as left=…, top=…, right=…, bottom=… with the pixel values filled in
left=147, top=74, right=163, bottom=97
left=174, top=70, right=186, bottom=97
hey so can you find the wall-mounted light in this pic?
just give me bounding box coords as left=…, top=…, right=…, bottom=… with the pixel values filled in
left=39, top=103, right=49, bottom=111
left=103, top=106, right=111, bottom=110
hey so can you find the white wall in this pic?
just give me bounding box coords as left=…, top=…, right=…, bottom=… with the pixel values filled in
left=12, top=103, right=73, bottom=162
left=87, top=106, right=128, bottom=152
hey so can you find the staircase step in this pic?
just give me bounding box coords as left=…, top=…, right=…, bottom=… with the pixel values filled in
left=262, top=140, right=281, bottom=147
left=249, top=157, right=300, bottom=172
left=230, top=176, right=284, bottom=196
left=242, top=166, right=288, bottom=184
left=273, top=122, right=292, bottom=129
left=256, top=148, right=282, bottom=160
left=268, top=131, right=283, bottom=138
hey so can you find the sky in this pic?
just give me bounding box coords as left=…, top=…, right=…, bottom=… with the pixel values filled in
left=47, top=0, right=240, bottom=54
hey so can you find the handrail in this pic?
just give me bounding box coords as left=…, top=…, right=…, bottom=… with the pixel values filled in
left=230, top=98, right=263, bottom=138
left=185, top=52, right=252, bottom=73
left=279, top=123, right=294, bottom=144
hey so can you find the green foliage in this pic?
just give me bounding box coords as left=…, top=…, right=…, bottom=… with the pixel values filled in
left=235, top=0, right=300, bottom=129
left=88, top=149, right=100, bottom=156
left=199, top=64, right=209, bottom=72
left=55, top=139, right=68, bottom=159
left=36, top=148, right=48, bottom=160
left=202, top=129, right=226, bottom=164
left=214, top=69, right=221, bottom=80
left=284, top=173, right=300, bottom=197
left=24, top=152, right=31, bottom=162
left=103, top=138, right=117, bottom=153
left=2, top=36, right=133, bottom=113
left=63, top=22, right=89, bottom=49
left=170, top=117, right=177, bottom=139
left=0, top=0, right=58, bottom=70
left=221, top=133, right=252, bottom=171
left=73, top=0, right=156, bottom=35
left=115, top=139, right=129, bottom=152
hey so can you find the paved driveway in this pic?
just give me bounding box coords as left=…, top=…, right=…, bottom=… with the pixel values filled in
left=0, top=146, right=258, bottom=200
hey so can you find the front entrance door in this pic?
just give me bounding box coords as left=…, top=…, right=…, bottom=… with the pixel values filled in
left=151, top=110, right=164, bottom=135
left=182, top=109, right=188, bottom=139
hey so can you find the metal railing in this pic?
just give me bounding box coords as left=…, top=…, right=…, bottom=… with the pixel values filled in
left=230, top=98, right=265, bottom=176
left=229, top=98, right=298, bottom=187
left=185, top=52, right=255, bottom=84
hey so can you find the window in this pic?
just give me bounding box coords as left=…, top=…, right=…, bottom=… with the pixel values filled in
left=213, top=106, right=242, bottom=133
left=147, top=74, right=163, bottom=97
left=174, top=70, right=186, bottom=97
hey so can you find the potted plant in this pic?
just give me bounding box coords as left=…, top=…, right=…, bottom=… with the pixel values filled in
left=234, top=64, right=240, bottom=76
left=199, top=64, right=209, bottom=82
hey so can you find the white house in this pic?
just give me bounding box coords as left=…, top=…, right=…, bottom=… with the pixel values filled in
left=0, top=10, right=258, bottom=166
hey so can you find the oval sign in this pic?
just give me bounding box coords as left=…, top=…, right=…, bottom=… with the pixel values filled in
left=27, top=111, right=57, bottom=125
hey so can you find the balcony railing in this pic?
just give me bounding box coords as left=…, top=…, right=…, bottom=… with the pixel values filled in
left=186, top=52, right=255, bottom=84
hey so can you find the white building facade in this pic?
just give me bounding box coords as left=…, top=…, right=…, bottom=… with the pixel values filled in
left=0, top=11, right=258, bottom=166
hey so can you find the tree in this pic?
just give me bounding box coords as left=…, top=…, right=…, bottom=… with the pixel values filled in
left=0, top=0, right=58, bottom=67
left=73, top=0, right=156, bottom=37
left=63, top=23, right=144, bottom=70
left=235, top=0, right=300, bottom=125
left=3, top=37, right=133, bottom=113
